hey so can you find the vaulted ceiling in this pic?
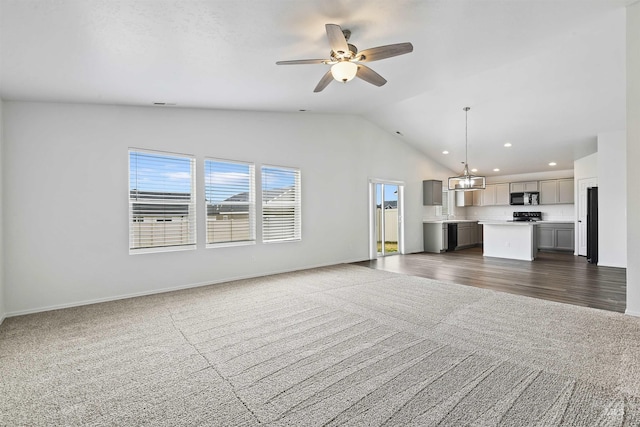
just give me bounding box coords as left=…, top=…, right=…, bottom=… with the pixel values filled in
left=1, top=0, right=634, bottom=176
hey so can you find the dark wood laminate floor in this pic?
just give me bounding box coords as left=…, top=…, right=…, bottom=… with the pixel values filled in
left=354, top=247, right=627, bottom=313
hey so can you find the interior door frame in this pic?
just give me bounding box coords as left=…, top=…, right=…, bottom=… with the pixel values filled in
left=369, top=179, right=405, bottom=260
left=577, top=177, right=597, bottom=256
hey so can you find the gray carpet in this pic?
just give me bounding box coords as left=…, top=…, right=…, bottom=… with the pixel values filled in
left=1, top=264, right=640, bottom=426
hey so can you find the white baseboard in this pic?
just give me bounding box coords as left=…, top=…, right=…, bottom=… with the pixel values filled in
left=625, top=308, right=640, bottom=317
left=4, top=259, right=367, bottom=319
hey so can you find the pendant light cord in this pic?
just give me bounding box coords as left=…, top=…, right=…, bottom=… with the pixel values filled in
left=464, top=107, right=470, bottom=167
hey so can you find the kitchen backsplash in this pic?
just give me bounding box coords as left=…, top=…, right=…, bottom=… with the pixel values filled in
left=464, top=204, right=575, bottom=221
left=422, top=202, right=575, bottom=222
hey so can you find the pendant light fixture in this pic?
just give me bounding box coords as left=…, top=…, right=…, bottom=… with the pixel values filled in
left=448, top=107, right=486, bottom=191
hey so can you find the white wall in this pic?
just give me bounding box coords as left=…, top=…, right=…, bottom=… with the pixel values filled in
left=627, top=2, right=640, bottom=316
left=597, top=131, right=627, bottom=268
left=574, top=153, right=598, bottom=179
left=0, top=100, right=4, bottom=325
left=2, top=101, right=452, bottom=315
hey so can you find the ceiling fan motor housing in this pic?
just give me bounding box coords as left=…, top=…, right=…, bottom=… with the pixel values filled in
left=331, top=43, right=358, bottom=61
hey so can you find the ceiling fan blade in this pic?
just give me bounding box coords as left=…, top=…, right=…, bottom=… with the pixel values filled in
left=313, top=70, right=334, bottom=93
left=356, top=65, right=387, bottom=87
left=276, top=59, right=327, bottom=65
left=325, top=24, right=349, bottom=56
left=357, top=42, right=414, bottom=62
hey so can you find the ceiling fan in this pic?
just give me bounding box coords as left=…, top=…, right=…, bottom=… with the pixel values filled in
left=276, top=24, right=413, bottom=93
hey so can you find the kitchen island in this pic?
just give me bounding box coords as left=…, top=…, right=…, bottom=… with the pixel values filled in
left=478, top=221, right=537, bottom=261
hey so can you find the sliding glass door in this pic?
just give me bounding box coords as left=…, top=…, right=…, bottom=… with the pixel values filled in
left=370, top=181, right=404, bottom=258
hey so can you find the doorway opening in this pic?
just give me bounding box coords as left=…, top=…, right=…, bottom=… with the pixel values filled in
left=577, top=177, right=597, bottom=256
left=369, top=181, right=404, bottom=259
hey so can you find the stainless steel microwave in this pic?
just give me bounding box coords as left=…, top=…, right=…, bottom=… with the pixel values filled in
left=510, top=192, right=539, bottom=205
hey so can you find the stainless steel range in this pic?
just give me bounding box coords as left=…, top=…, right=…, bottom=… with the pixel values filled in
left=512, top=211, right=542, bottom=222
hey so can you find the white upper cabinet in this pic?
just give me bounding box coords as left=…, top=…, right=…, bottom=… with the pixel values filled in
left=540, top=178, right=574, bottom=204
left=540, top=180, right=557, bottom=204
left=483, top=185, right=496, bottom=206
left=473, top=189, right=483, bottom=206
left=557, top=179, right=574, bottom=203
left=510, top=181, right=539, bottom=193
left=456, top=191, right=473, bottom=206
left=495, top=183, right=510, bottom=205
left=472, top=183, right=509, bottom=206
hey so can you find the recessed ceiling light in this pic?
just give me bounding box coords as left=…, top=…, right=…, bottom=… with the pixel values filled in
left=493, top=168, right=500, bottom=172
left=471, top=168, right=478, bottom=172
left=442, top=150, right=449, bottom=155
left=504, top=143, right=512, bottom=147
left=549, top=162, right=557, bottom=166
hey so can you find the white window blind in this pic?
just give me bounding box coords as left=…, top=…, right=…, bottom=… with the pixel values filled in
left=262, top=166, right=301, bottom=242
left=442, top=190, right=449, bottom=217
left=129, top=150, right=196, bottom=253
left=205, top=159, right=255, bottom=246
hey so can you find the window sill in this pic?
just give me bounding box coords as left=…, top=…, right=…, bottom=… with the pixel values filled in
left=129, top=244, right=196, bottom=255
left=206, top=241, right=256, bottom=249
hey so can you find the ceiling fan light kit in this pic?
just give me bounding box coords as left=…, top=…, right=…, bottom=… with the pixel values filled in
left=331, top=61, right=358, bottom=82
left=276, top=24, right=413, bottom=92
left=448, top=107, right=487, bottom=191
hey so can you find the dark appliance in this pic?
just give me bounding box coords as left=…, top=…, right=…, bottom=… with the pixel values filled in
left=512, top=211, right=542, bottom=222
left=587, top=187, right=598, bottom=264
left=510, top=192, right=540, bottom=206
left=447, top=223, right=458, bottom=252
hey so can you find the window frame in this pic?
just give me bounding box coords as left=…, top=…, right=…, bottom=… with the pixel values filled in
left=261, top=165, right=302, bottom=243
left=204, top=157, right=256, bottom=248
left=128, top=148, right=197, bottom=254
left=441, top=190, right=450, bottom=218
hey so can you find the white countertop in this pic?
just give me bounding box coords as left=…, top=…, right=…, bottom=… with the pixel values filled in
left=425, top=219, right=574, bottom=224
left=478, top=220, right=575, bottom=225
left=479, top=220, right=535, bottom=226
left=423, top=220, right=479, bottom=224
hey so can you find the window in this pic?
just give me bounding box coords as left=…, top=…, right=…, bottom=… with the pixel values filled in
left=442, top=190, right=450, bottom=217
left=262, top=166, right=301, bottom=242
left=129, top=150, right=196, bottom=253
left=205, top=159, right=255, bottom=246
